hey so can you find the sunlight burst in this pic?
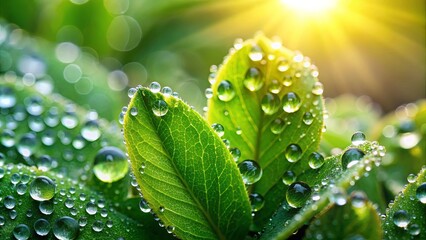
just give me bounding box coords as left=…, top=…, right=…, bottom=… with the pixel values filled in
left=280, top=0, right=338, bottom=14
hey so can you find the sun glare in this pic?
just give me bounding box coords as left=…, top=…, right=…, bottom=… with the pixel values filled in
left=280, top=0, right=338, bottom=14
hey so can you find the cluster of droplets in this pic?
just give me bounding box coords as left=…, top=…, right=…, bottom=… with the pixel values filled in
left=0, top=164, right=134, bottom=239
left=0, top=84, right=130, bottom=183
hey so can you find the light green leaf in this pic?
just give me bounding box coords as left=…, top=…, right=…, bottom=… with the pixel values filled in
left=304, top=192, right=382, bottom=239
left=383, top=166, right=426, bottom=239
left=206, top=34, right=325, bottom=228
left=260, top=141, right=385, bottom=239
left=0, top=163, right=156, bottom=239
left=123, top=86, right=252, bottom=239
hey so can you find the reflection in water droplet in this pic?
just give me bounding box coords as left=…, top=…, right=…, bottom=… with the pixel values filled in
left=152, top=100, right=169, bottom=117
left=311, top=82, right=324, bottom=95
left=249, top=45, right=263, bottom=62
left=271, top=118, right=285, bottom=134
left=261, top=93, right=281, bottom=115
left=93, top=146, right=128, bottom=183
left=392, top=210, right=411, bottom=228
left=238, top=160, right=262, bottom=185
left=249, top=193, right=265, bottom=212
left=286, top=181, right=311, bottom=208
left=0, top=86, right=16, bottom=108
left=81, top=120, right=101, bottom=142
left=13, top=224, right=31, bottom=240
left=30, top=176, right=56, bottom=201
left=34, top=218, right=51, bottom=236
left=302, top=112, right=314, bottom=125
left=341, top=148, right=365, bottom=170
left=351, top=131, right=366, bottom=146
left=149, top=82, right=161, bottom=93
left=217, top=80, right=235, bottom=102
left=244, top=67, right=263, bottom=92
left=212, top=123, right=225, bottom=137
left=285, top=144, right=302, bottom=163
left=308, top=152, right=324, bottom=169
left=282, top=170, right=296, bottom=185
left=416, top=183, right=426, bottom=204
left=53, top=216, right=79, bottom=240
left=282, top=92, right=302, bottom=113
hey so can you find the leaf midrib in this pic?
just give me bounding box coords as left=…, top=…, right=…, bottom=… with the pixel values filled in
left=140, top=92, right=226, bottom=240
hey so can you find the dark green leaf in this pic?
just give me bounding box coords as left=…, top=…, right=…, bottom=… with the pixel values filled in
left=260, top=141, right=385, bottom=239
left=383, top=166, right=426, bottom=239
left=123, top=86, right=252, bottom=239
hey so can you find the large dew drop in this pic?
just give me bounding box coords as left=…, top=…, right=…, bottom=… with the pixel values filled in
left=13, top=224, right=31, bottom=240
left=81, top=120, right=101, bottom=142
left=53, top=216, right=79, bottom=240
left=286, top=181, right=311, bottom=208
left=341, top=148, right=365, bottom=170
left=93, top=146, right=128, bottom=183
left=0, top=86, right=16, bottom=108
left=238, top=160, right=262, bottom=185
left=244, top=67, right=263, bottom=92
left=217, top=80, right=235, bottom=102
left=261, top=93, right=281, bottom=115
left=416, top=183, right=426, bottom=204
left=152, top=99, right=169, bottom=117
left=392, top=210, right=411, bottom=228
left=30, top=176, right=56, bottom=201
left=34, top=218, right=51, bottom=236
left=351, top=131, right=366, bottom=146
left=308, top=152, right=324, bottom=169
left=285, top=144, right=302, bottom=163
left=282, top=92, right=302, bottom=113
left=249, top=193, right=265, bottom=212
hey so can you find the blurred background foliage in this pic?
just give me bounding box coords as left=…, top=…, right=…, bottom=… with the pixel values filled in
left=0, top=0, right=425, bottom=208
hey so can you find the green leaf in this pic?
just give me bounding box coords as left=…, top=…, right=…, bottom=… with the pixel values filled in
left=383, top=166, right=426, bottom=239
left=123, top=86, right=252, bottom=239
left=304, top=192, right=382, bottom=239
left=0, top=163, right=154, bottom=239
left=260, top=141, right=385, bottom=239
left=206, top=34, right=325, bottom=228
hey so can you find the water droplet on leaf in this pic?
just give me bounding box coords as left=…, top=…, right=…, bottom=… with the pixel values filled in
left=93, top=146, right=128, bottom=183
left=238, top=160, right=262, bottom=185
left=282, top=92, right=301, bottom=113
left=286, top=182, right=311, bottom=208
left=341, top=148, right=365, bottom=170
left=30, top=176, right=56, bottom=201
left=244, top=67, right=263, bottom=92
left=217, top=80, right=235, bottom=102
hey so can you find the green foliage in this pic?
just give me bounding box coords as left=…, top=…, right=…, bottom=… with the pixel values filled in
left=1, top=31, right=425, bottom=240
left=260, top=141, right=384, bottom=239
left=383, top=166, right=426, bottom=239
left=123, top=87, right=251, bottom=239
left=207, top=34, right=324, bottom=229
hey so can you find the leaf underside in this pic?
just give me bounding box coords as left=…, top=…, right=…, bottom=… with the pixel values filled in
left=124, top=87, right=252, bottom=239
left=207, top=34, right=325, bottom=228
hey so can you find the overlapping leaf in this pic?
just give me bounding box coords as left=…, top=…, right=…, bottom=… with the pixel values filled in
left=206, top=34, right=325, bottom=227
left=124, top=87, right=252, bottom=239
left=383, top=166, right=426, bottom=239
left=260, top=141, right=385, bottom=239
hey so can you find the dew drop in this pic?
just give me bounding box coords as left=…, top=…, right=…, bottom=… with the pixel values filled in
left=351, top=191, right=367, bottom=208
left=217, top=80, right=235, bottom=102
left=286, top=181, right=311, bottom=208
left=30, top=176, right=56, bottom=201
left=351, top=131, right=366, bottom=146
left=92, top=220, right=104, bottom=232
left=248, top=44, right=263, bottom=62
left=81, top=120, right=101, bottom=142
left=244, top=67, right=263, bottom=92
left=392, top=210, right=411, bottom=228
left=277, top=58, right=289, bottom=72
left=301, top=114, right=313, bottom=128
left=408, top=224, right=420, bottom=236
left=149, top=82, right=161, bottom=93
left=39, top=200, right=54, bottom=215
left=261, top=93, right=281, bottom=115
left=34, top=218, right=50, bottom=236
left=1, top=129, right=15, bottom=147
left=161, top=86, right=173, bottom=96
left=205, top=88, right=213, bottom=99
left=0, top=86, right=16, bottom=108
left=269, top=79, right=282, bottom=94
left=166, top=225, right=175, bottom=234
left=4, top=195, right=16, bottom=209
left=311, top=82, right=324, bottom=95
left=282, top=92, right=302, bottom=113
left=416, top=183, right=426, bottom=204
left=139, top=199, right=151, bottom=213
left=13, top=224, right=31, bottom=240
left=282, top=170, right=296, bottom=185
left=53, top=216, right=79, bottom=240
left=93, top=146, right=128, bottom=183
left=212, top=123, right=225, bottom=137
left=61, top=112, right=78, bottom=129
left=128, top=88, right=137, bottom=98
left=407, top=174, right=416, bottom=183
left=152, top=99, right=169, bottom=117
left=308, top=152, right=324, bottom=169
left=238, top=160, right=262, bottom=185
left=285, top=144, right=302, bottom=163
left=283, top=76, right=292, bottom=87
left=130, top=107, right=138, bottom=116
left=341, top=148, right=365, bottom=170
left=330, top=187, right=347, bottom=206
left=230, top=148, right=241, bottom=162
left=249, top=193, right=265, bottom=212
left=17, top=133, right=37, bottom=157
left=270, top=118, right=285, bottom=134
